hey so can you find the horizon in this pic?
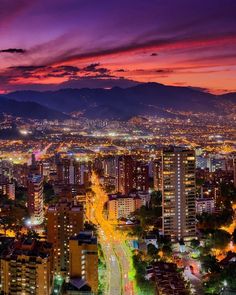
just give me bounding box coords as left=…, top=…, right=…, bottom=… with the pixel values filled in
left=0, top=2, right=235, bottom=294
left=0, top=0, right=236, bottom=94
left=1, top=81, right=235, bottom=96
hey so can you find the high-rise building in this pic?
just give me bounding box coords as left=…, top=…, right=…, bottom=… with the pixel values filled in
left=161, top=147, right=196, bottom=241
left=133, top=161, right=149, bottom=192
left=57, top=158, right=91, bottom=186
left=27, top=174, right=44, bottom=225
left=13, top=163, right=30, bottom=187
left=116, top=155, right=134, bottom=195
left=69, top=231, right=98, bottom=294
left=153, top=159, right=162, bottom=191
left=0, top=238, right=53, bottom=295
left=0, top=160, right=13, bottom=180
left=102, top=156, right=117, bottom=178
left=0, top=181, right=15, bottom=200
left=47, top=197, right=84, bottom=276
left=116, top=156, right=149, bottom=194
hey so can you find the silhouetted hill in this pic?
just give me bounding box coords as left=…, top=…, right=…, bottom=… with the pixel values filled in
left=220, top=92, right=236, bottom=103
left=0, top=97, right=68, bottom=119
left=1, top=83, right=234, bottom=119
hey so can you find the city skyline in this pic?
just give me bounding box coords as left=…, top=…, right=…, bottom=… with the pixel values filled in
left=0, top=2, right=235, bottom=295
left=0, top=0, right=236, bottom=93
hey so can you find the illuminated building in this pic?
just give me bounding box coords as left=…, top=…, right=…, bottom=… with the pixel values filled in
left=102, top=156, right=117, bottom=177
left=153, top=159, right=162, bottom=191
left=0, top=161, right=15, bottom=199
left=0, top=181, right=15, bottom=200
left=13, top=163, right=29, bottom=187
left=196, top=197, right=215, bottom=214
left=0, top=160, right=13, bottom=179
left=196, top=155, right=226, bottom=172
left=27, top=174, right=44, bottom=225
left=116, top=156, right=149, bottom=194
left=69, top=231, right=98, bottom=294
left=57, top=158, right=91, bottom=186
left=0, top=238, right=53, bottom=295
left=116, top=155, right=134, bottom=195
left=148, top=262, right=189, bottom=295
left=39, top=160, right=51, bottom=178
left=46, top=196, right=84, bottom=276
left=107, top=194, right=144, bottom=220
left=133, top=161, right=149, bottom=192
left=161, top=147, right=196, bottom=241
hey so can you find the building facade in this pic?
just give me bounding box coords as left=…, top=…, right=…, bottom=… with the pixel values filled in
left=69, top=231, right=98, bottom=294
left=161, top=147, right=196, bottom=241
left=27, top=174, right=44, bottom=225
left=108, top=194, right=144, bottom=220
left=116, top=156, right=149, bottom=194
left=47, top=197, right=84, bottom=276
left=0, top=238, right=53, bottom=295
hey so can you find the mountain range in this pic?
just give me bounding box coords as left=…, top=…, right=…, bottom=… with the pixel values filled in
left=0, top=83, right=235, bottom=120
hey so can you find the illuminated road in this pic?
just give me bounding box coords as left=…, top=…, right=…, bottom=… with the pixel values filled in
left=88, top=172, right=135, bottom=295
left=99, top=230, right=121, bottom=295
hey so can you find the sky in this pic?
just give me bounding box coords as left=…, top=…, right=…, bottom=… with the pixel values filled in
left=0, top=0, right=236, bottom=93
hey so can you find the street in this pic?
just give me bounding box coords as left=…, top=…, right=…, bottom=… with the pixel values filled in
left=88, top=172, right=135, bottom=295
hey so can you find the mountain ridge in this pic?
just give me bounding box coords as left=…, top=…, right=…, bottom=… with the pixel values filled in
left=0, top=82, right=235, bottom=120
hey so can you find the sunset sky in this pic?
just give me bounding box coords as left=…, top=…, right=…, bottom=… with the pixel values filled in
left=0, top=0, right=236, bottom=93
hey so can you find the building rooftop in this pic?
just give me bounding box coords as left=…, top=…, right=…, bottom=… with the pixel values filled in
left=70, top=231, right=97, bottom=245
left=150, top=262, right=189, bottom=295
left=0, top=237, right=52, bottom=260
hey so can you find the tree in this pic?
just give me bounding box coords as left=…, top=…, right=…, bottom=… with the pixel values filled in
left=43, top=182, right=55, bottom=204
left=162, top=245, right=172, bottom=257
left=27, top=230, right=40, bottom=239
left=221, top=262, right=236, bottom=289
left=15, top=186, right=27, bottom=206
left=205, top=262, right=236, bottom=294
left=209, top=229, right=231, bottom=250
left=232, top=229, right=236, bottom=244
left=147, top=243, right=158, bottom=258
left=197, top=209, right=234, bottom=229
left=129, top=225, right=144, bottom=238
left=220, top=182, right=236, bottom=203
left=201, top=254, right=220, bottom=273
left=190, top=239, right=200, bottom=249
left=150, top=191, right=162, bottom=208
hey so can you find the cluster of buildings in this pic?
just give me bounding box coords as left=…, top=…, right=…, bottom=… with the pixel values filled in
left=0, top=138, right=235, bottom=294
left=0, top=160, right=15, bottom=200
left=0, top=154, right=98, bottom=295
left=97, top=147, right=236, bottom=243
left=97, top=148, right=197, bottom=242
left=146, top=262, right=190, bottom=295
